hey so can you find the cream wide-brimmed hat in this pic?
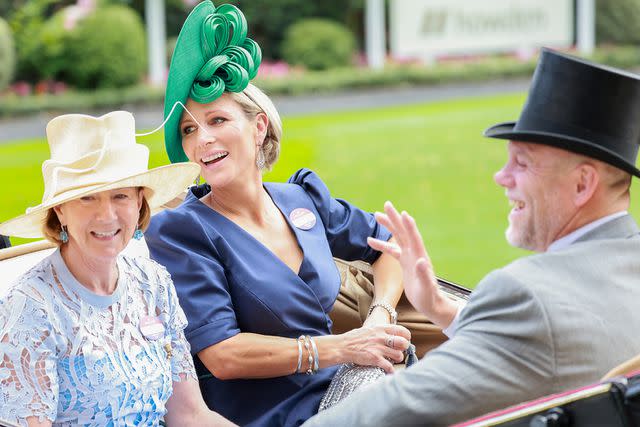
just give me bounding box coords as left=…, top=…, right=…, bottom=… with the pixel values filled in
left=0, top=111, right=200, bottom=238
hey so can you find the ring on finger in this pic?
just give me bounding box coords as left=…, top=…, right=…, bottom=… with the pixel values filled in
left=385, top=336, right=394, bottom=349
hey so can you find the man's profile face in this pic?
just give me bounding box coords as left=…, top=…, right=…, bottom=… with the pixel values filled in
left=493, top=141, right=577, bottom=252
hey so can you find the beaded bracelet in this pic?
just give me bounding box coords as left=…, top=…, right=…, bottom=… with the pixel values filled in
left=309, top=336, right=320, bottom=373
left=367, top=301, right=398, bottom=324
left=295, top=337, right=303, bottom=374
left=300, top=335, right=314, bottom=375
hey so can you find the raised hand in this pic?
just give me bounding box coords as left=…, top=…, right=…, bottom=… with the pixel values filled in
left=367, top=201, right=460, bottom=330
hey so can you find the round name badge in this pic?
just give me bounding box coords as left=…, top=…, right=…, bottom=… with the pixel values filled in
left=139, top=316, right=165, bottom=341
left=290, top=208, right=316, bottom=230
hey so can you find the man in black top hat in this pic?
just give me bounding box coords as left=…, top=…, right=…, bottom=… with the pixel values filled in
left=305, top=48, right=640, bottom=426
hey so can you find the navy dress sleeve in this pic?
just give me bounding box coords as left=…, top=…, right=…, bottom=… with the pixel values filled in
left=288, top=168, right=391, bottom=264
left=145, top=209, right=240, bottom=355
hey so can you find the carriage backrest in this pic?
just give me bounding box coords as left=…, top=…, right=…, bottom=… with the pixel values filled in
left=0, top=238, right=150, bottom=291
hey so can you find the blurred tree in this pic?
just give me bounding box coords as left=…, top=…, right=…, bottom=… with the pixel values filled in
left=229, top=0, right=364, bottom=59
left=38, top=8, right=71, bottom=81
left=2, top=0, right=369, bottom=86
left=7, top=0, right=72, bottom=81
left=282, top=18, right=356, bottom=70
left=111, top=0, right=365, bottom=60
left=596, top=0, right=640, bottom=44
left=67, top=0, right=366, bottom=60
left=108, top=0, right=191, bottom=37
left=0, top=0, right=31, bottom=20
left=0, top=16, right=16, bottom=91
left=64, top=5, right=147, bottom=88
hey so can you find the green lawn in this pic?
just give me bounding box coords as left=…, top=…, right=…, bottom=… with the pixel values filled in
left=3, top=93, right=639, bottom=286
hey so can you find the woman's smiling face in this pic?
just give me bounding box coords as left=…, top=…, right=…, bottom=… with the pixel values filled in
left=180, top=95, right=267, bottom=189
left=54, top=187, right=143, bottom=262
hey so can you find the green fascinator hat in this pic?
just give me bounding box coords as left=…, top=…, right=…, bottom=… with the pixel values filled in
left=164, top=1, right=261, bottom=163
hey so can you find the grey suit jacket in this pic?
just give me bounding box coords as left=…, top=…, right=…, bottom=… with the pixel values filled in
left=304, top=215, right=640, bottom=427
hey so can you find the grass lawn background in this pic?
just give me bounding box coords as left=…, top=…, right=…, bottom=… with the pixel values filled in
left=3, top=92, right=638, bottom=286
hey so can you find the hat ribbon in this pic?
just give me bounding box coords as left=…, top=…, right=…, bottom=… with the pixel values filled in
left=136, top=101, right=210, bottom=139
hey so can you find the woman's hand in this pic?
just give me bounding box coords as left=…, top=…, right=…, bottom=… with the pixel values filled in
left=337, top=324, right=411, bottom=373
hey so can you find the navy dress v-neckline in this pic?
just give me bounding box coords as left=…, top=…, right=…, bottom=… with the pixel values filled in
left=146, top=169, right=391, bottom=427
left=186, top=182, right=340, bottom=317
left=194, top=184, right=308, bottom=278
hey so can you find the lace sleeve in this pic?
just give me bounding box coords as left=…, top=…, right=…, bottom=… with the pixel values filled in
left=0, top=289, right=58, bottom=425
left=157, top=266, right=197, bottom=383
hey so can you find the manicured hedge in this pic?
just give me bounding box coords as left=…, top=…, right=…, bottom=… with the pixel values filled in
left=281, top=18, right=356, bottom=71
left=64, top=5, right=147, bottom=89
left=2, top=46, right=640, bottom=117
left=0, top=85, right=165, bottom=117
left=596, top=0, right=640, bottom=44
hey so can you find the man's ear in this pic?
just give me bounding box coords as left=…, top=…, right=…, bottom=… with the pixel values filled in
left=574, top=162, right=599, bottom=207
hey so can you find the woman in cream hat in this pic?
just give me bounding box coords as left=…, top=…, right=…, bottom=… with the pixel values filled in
left=0, top=111, right=233, bottom=426
left=145, top=3, right=410, bottom=426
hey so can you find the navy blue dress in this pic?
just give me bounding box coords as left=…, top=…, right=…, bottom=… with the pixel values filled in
left=146, top=169, right=391, bottom=427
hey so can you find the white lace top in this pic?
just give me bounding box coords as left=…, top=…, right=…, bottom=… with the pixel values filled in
left=0, top=249, right=196, bottom=426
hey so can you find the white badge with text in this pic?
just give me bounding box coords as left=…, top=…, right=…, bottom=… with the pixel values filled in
left=140, top=315, right=165, bottom=341
left=290, top=208, right=316, bottom=230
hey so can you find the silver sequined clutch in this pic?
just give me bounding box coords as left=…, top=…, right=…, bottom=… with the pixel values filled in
left=318, top=363, right=386, bottom=411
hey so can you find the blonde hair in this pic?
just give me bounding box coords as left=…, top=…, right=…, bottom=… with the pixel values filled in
left=42, top=189, right=151, bottom=245
left=229, top=83, right=283, bottom=170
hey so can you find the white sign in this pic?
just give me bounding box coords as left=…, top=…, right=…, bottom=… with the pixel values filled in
left=390, top=0, right=573, bottom=59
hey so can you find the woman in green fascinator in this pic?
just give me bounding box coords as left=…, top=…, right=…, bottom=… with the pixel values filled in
left=145, top=2, right=410, bottom=425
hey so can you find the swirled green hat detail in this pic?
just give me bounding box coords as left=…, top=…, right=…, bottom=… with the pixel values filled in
left=164, top=1, right=261, bottom=163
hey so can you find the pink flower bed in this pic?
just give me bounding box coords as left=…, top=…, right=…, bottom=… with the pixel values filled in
left=6, top=80, right=68, bottom=97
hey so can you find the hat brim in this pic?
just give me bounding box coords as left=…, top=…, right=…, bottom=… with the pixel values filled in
left=164, top=1, right=214, bottom=164
left=484, top=121, right=640, bottom=178
left=0, top=162, right=200, bottom=238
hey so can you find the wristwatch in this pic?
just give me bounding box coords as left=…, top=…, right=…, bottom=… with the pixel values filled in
left=367, top=301, right=398, bottom=324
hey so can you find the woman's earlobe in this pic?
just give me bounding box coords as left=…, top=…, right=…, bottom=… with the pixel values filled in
left=256, top=131, right=267, bottom=147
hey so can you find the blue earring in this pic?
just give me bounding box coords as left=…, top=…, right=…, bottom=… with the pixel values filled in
left=60, top=225, right=69, bottom=243
left=133, top=228, right=144, bottom=240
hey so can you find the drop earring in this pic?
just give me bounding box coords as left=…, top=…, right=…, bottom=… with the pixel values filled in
left=256, top=146, right=266, bottom=170
left=59, top=225, right=69, bottom=243
left=133, top=227, right=144, bottom=240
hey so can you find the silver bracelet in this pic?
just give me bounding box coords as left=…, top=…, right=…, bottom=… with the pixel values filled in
left=300, top=335, right=314, bottom=375
left=367, top=301, right=398, bottom=324
left=295, top=337, right=303, bottom=374
left=309, top=336, right=320, bottom=373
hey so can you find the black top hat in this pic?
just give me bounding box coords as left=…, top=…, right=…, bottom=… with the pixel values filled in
left=484, top=48, right=640, bottom=177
